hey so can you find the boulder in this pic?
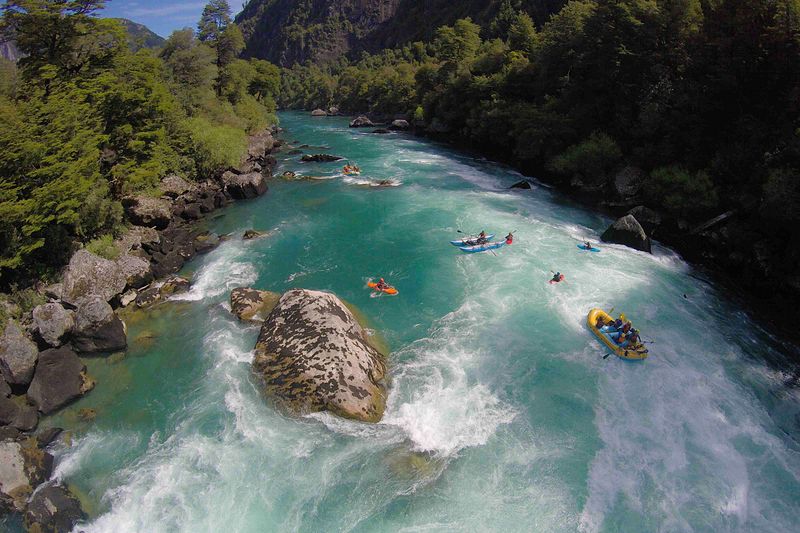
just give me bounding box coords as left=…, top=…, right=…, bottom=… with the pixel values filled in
left=177, top=202, right=202, bottom=221
left=221, top=171, right=267, bottom=199
left=71, top=297, right=127, bottom=354
left=328, top=106, right=339, bottom=115
left=252, top=289, right=387, bottom=422
left=122, top=196, right=173, bottom=230
left=114, top=226, right=159, bottom=256
left=349, top=115, right=374, bottom=128
left=311, top=108, right=327, bottom=117
left=230, top=288, right=280, bottom=322
left=390, top=119, right=410, bottom=130
left=0, top=439, right=52, bottom=512
left=300, top=154, right=342, bottom=162
left=246, top=130, right=274, bottom=161
left=27, top=347, right=94, bottom=414
left=24, top=484, right=86, bottom=533
left=150, top=251, right=185, bottom=279
left=35, top=427, right=63, bottom=448
left=135, top=287, right=161, bottom=308
left=510, top=180, right=532, bottom=190
left=1, top=378, right=9, bottom=398
left=119, top=290, right=137, bottom=308
left=61, top=249, right=127, bottom=306
left=0, top=396, right=38, bottom=432
left=601, top=214, right=652, bottom=253
left=32, top=304, right=74, bottom=348
left=41, top=283, right=63, bottom=301
left=160, top=175, right=194, bottom=198
left=614, top=166, right=644, bottom=198
left=160, top=276, right=190, bottom=296
left=194, top=233, right=220, bottom=254
left=627, top=206, right=662, bottom=236
left=280, top=171, right=297, bottom=180
left=243, top=229, right=267, bottom=240
left=116, top=254, right=153, bottom=290
left=0, top=321, right=39, bottom=387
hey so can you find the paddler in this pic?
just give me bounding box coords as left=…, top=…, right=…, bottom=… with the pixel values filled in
left=506, top=232, right=514, bottom=244
left=584, top=241, right=592, bottom=250
left=375, top=278, right=388, bottom=290
left=551, top=272, right=562, bottom=283
left=475, top=231, right=488, bottom=245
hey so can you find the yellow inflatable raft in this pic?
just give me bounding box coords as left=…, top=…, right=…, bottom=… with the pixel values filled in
left=586, top=308, right=648, bottom=360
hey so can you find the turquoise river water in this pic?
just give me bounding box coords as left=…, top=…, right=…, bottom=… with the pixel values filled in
left=18, top=112, right=800, bottom=532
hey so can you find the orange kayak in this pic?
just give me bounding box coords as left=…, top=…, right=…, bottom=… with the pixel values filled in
left=367, top=282, right=398, bottom=295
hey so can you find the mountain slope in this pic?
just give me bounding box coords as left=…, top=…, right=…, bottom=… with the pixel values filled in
left=114, top=18, right=166, bottom=51
left=236, top=0, right=566, bottom=66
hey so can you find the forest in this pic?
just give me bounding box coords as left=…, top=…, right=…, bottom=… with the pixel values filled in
left=0, top=0, right=280, bottom=287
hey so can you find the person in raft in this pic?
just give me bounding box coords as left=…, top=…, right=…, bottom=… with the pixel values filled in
left=473, top=231, right=488, bottom=245
left=375, top=278, right=388, bottom=290
left=551, top=272, right=563, bottom=283
left=583, top=241, right=592, bottom=250
left=505, top=232, right=514, bottom=244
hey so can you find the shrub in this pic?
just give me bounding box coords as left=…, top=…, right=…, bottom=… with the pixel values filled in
left=548, top=131, right=622, bottom=182
left=185, top=117, right=248, bottom=176
left=644, top=166, right=718, bottom=218
left=85, top=234, right=120, bottom=260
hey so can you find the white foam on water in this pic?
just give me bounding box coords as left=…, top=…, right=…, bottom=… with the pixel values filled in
left=171, top=242, right=258, bottom=302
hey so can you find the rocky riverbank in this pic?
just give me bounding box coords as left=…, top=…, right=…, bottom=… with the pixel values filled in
left=0, top=128, right=279, bottom=530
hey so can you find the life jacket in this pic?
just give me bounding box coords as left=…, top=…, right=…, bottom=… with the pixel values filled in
left=506, top=235, right=513, bottom=244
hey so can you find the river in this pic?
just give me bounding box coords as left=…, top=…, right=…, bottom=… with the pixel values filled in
left=36, top=112, right=800, bottom=532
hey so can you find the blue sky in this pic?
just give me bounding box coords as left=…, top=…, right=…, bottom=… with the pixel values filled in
left=101, top=1, right=226, bottom=38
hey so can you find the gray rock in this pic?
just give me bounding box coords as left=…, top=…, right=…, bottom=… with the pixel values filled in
left=32, top=304, right=74, bottom=347
left=221, top=171, right=267, bottom=199
left=122, top=196, right=173, bottom=229
left=0, top=439, right=51, bottom=512
left=116, top=254, right=153, bottom=290
left=27, top=346, right=94, bottom=414
left=160, top=276, right=190, bottom=296
left=252, top=289, right=387, bottom=422
left=0, top=377, right=9, bottom=397
left=247, top=130, right=274, bottom=161
left=135, top=287, right=161, bottom=308
left=150, top=251, right=185, bottom=279
left=328, top=106, right=339, bottom=115
left=194, top=233, right=220, bottom=254
left=243, top=229, right=266, bottom=240
left=390, top=119, right=410, bottom=130
left=41, top=283, right=63, bottom=301
left=627, top=205, right=662, bottom=236
left=601, top=214, right=652, bottom=253
left=300, top=154, right=342, bottom=162
left=311, top=108, right=327, bottom=117
left=0, top=321, right=39, bottom=387
left=510, top=180, right=532, bottom=190
left=114, top=226, right=159, bottom=256
left=61, top=249, right=127, bottom=306
left=349, top=115, right=374, bottom=128
left=71, top=297, right=126, bottom=354
left=230, top=288, right=280, bottom=322
left=24, top=484, right=87, bottom=533
left=160, top=175, right=195, bottom=198
left=35, top=427, right=63, bottom=448
left=119, top=290, right=137, bottom=308
left=0, top=396, right=38, bottom=432
left=614, top=166, right=644, bottom=198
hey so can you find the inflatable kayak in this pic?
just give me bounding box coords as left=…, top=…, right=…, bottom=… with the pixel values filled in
left=343, top=169, right=361, bottom=176
left=549, top=274, right=565, bottom=284
left=586, top=308, right=648, bottom=360
left=367, top=282, right=398, bottom=295
left=450, top=234, right=495, bottom=246
left=577, top=244, right=601, bottom=252
left=459, top=240, right=507, bottom=253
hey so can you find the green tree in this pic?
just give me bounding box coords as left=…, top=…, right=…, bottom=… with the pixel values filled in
left=508, top=11, right=538, bottom=55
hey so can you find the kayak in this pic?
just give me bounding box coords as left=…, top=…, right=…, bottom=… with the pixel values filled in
left=343, top=169, right=361, bottom=176
left=450, top=234, right=495, bottom=246
left=549, top=274, right=565, bottom=284
left=577, top=244, right=601, bottom=252
left=459, top=240, right=507, bottom=253
left=586, top=308, right=648, bottom=360
left=367, top=282, right=398, bottom=295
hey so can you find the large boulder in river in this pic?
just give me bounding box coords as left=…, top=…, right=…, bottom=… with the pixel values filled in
left=390, top=119, right=410, bottom=130
left=32, top=303, right=74, bottom=348
left=24, top=484, right=86, bottom=532
left=627, top=205, right=662, bottom=236
left=0, top=322, right=39, bottom=387
left=71, top=297, right=127, bottom=354
left=601, top=214, right=652, bottom=253
left=510, top=180, right=532, bottom=190
left=122, top=196, right=173, bottom=230
left=349, top=115, right=374, bottom=128
left=221, top=171, right=267, bottom=199
left=0, top=439, right=52, bottom=512
left=230, top=288, right=280, bottom=322
left=311, top=108, right=327, bottom=117
left=252, top=289, right=387, bottom=422
left=27, top=346, right=94, bottom=414
left=61, top=249, right=127, bottom=306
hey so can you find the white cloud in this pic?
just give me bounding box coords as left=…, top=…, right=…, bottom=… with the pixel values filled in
left=123, top=1, right=206, bottom=18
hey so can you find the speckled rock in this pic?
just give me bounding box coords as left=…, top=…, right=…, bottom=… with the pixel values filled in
left=601, top=214, right=652, bottom=253
left=311, top=108, right=327, bottom=116
left=0, top=396, right=38, bottom=432
left=221, top=171, right=267, bottom=199
left=161, top=175, right=195, bottom=198
left=27, top=347, right=94, bottom=414
left=230, top=288, right=280, bottom=322
left=0, top=439, right=52, bottom=512
left=252, top=289, right=387, bottom=422
left=0, top=321, right=39, bottom=387
left=60, top=249, right=127, bottom=306
left=71, top=297, right=126, bottom=354
left=160, top=276, right=190, bottom=296
left=24, top=483, right=86, bottom=533
left=117, top=254, right=153, bottom=290
left=32, top=303, right=74, bottom=347
left=122, top=196, right=173, bottom=229
left=349, top=115, right=374, bottom=128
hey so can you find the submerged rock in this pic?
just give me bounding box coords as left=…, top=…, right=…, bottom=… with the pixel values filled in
left=230, top=288, right=280, bottom=322
left=24, top=484, right=87, bottom=533
left=32, top=303, right=74, bottom=348
left=243, top=229, right=267, bottom=240
left=252, top=289, right=387, bottom=422
left=300, top=154, right=342, bottom=162
left=71, top=297, right=126, bottom=354
left=61, top=250, right=127, bottom=306
left=601, top=214, right=652, bottom=253
left=510, top=180, right=532, bottom=190
left=0, top=322, right=39, bottom=387
left=27, top=347, right=94, bottom=414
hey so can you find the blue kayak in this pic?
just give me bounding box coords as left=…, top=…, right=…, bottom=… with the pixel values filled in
left=450, top=234, right=495, bottom=246
left=460, top=241, right=507, bottom=253
left=577, top=244, right=601, bottom=252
